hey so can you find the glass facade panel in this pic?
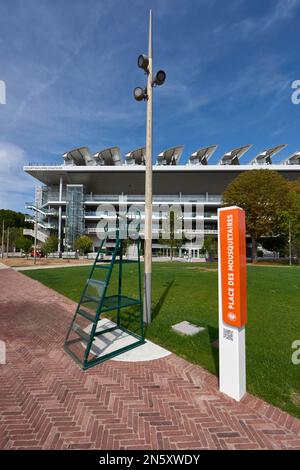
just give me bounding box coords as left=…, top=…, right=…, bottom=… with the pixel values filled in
left=65, top=185, right=85, bottom=249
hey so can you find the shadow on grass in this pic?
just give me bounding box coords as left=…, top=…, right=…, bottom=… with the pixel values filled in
left=152, top=280, right=175, bottom=320
left=104, top=281, right=175, bottom=339
left=207, top=324, right=219, bottom=376
left=109, top=279, right=174, bottom=334
left=143, top=280, right=175, bottom=336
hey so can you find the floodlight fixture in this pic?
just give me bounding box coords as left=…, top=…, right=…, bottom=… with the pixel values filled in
left=152, top=70, right=166, bottom=86
left=134, top=86, right=147, bottom=101
left=138, top=54, right=149, bottom=72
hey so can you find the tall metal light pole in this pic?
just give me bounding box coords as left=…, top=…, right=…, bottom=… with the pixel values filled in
left=144, top=10, right=153, bottom=324
left=1, top=219, right=4, bottom=259
left=133, top=10, right=166, bottom=324
left=6, top=227, right=10, bottom=257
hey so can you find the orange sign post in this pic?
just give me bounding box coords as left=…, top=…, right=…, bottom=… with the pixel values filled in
left=218, top=206, right=247, bottom=401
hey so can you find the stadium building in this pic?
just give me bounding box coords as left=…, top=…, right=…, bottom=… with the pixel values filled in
left=23, top=144, right=300, bottom=258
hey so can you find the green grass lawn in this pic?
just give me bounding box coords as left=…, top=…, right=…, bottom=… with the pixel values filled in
left=24, top=262, right=300, bottom=418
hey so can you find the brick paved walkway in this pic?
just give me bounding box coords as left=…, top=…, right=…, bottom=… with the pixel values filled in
left=0, top=266, right=300, bottom=450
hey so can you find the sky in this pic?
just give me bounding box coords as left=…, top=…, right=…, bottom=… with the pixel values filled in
left=0, top=0, right=300, bottom=211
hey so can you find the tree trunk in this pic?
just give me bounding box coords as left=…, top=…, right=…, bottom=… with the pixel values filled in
left=251, top=236, right=257, bottom=263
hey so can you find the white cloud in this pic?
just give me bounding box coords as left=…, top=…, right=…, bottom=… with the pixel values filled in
left=0, top=142, right=33, bottom=211
left=233, top=0, right=300, bottom=34
left=264, top=0, right=299, bottom=30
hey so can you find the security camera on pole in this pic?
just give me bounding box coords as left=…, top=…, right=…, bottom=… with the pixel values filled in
left=133, top=10, right=166, bottom=324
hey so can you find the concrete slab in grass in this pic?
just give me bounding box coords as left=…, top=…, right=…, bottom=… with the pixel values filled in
left=172, top=320, right=205, bottom=336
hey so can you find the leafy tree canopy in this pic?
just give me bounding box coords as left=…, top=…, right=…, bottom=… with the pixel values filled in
left=42, top=235, right=58, bottom=255
left=222, top=169, right=291, bottom=240
left=222, top=169, right=294, bottom=261
left=0, top=209, right=28, bottom=230
left=203, top=235, right=218, bottom=261
left=15, top=235, right=32, bottom=254
left=160, top=210, right=184, bottom=260
left=75, top=235, right=92, bottom=254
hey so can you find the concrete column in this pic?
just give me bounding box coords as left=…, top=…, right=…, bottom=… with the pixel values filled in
left=58, top=176, right=63, bottom=252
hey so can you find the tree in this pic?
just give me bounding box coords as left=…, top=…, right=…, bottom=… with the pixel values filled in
left=290, top=237, right=300, bottom=264
left=0, top=210, right=31, bottom=255
left=160, top=210, right=184, bottom=261
left=6, top=227, right=23, bottom=251
left=203, top=235, right=217, bottom=261
left=75, top=235, right=92, bottom=255
left=222, top=169, right=291, bottom=262
left=288, top=179, right=300, bottom=196
left=0, top=209, right=29, bottom=229
left=121, top=237, right=133, bottom=256
left=15, top=236, right=32, bottom=258
left=259, top=236, right=286, bottom=257
left=42, top=235, right=58, bottom=256
left=280, top=179, right=300, bottom=263
left=0, top=226, right=23, bottom=252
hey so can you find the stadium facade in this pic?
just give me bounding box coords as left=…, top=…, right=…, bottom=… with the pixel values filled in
left=23, top=144, right=300, bottom=258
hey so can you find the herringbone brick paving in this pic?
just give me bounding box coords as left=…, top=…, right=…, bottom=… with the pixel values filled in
left=0, top=267, right=300, bottom=450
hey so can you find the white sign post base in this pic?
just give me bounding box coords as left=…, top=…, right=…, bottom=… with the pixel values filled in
left=218, top=206, right=247, bottom=402
left=218, top=320, right=246, bottom=401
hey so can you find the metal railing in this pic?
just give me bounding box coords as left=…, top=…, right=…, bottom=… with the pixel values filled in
left=27, top=162, right=63, bottom=167
left=35, top=195, right=221, bottom=204
left=23, top=228, right=48, bottom=242
left=25, top=203, right=58, bottom=216
left=84, top=211, right=217, bottom=220
left=84, top=194, right=221, bottom=203
left=86, top=227, right=217, bottom=235
left=28, top=195, right=222, bottom=213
